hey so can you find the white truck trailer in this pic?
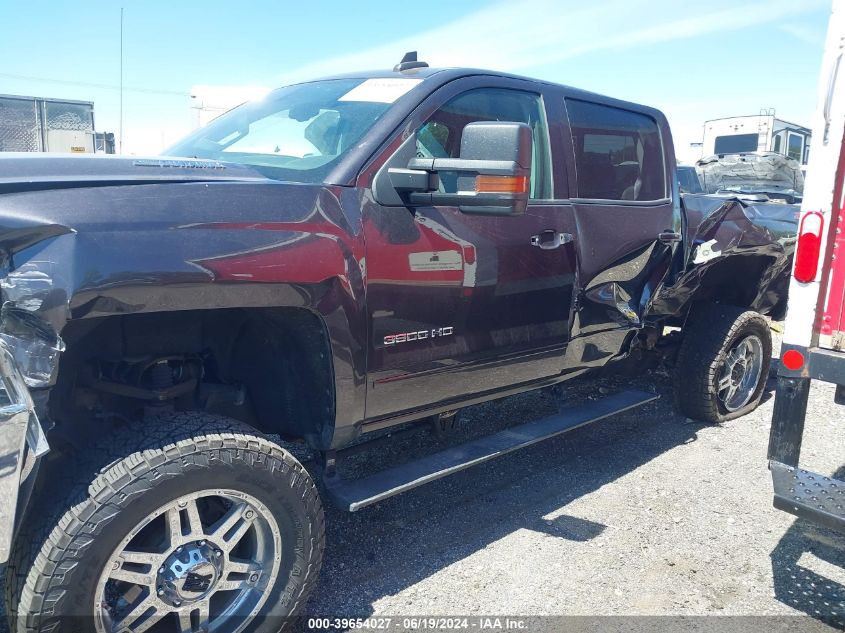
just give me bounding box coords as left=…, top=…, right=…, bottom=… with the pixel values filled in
left=768, top=0, right=845, bottom=532
left=0, top=94, right=98, bottom=154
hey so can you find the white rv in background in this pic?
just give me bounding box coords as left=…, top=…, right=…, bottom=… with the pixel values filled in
left=702, top=111, right=811, bottom=165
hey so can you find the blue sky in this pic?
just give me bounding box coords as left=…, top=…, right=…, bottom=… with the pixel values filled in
left=0, top=0, right=834, bottom=159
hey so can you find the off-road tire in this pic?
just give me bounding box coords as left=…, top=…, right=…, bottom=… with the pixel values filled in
left=4, top=411, right=325, bottom=633
left=673, top=304, right=772, bottom=423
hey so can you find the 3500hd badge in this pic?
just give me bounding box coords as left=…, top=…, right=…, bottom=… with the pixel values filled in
left=384, top=326, right=454, bottom=346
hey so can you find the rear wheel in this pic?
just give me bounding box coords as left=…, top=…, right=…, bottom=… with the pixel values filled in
left=6, top=412, right=324, bottom=633
left=673, top=304, right=772, bottom=423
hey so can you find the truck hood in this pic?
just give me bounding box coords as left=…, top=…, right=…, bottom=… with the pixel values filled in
left=696, top=152, right=804, bottom=198
left=0, top=153, right=270, bottom=193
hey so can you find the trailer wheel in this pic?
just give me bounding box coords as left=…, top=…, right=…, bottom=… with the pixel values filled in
left=673, top=304, right=772, bottom=423
left=5, top=412, right=324, bottom=633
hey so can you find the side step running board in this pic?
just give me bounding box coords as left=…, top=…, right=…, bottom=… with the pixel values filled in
left=324, top=390, right=658, bottom=511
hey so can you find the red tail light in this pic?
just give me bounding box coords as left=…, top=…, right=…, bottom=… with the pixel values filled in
left=794, top=211, right=824, bottom=283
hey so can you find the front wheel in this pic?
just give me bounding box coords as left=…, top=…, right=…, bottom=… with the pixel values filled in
left=6, top=412, right=324, bottom=633
left=673, top=304, right=772, bottom=423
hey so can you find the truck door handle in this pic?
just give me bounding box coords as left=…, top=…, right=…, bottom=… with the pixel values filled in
left=658, top=229, right=682, bottom=244
left=530, top=230, right=573, bottom=250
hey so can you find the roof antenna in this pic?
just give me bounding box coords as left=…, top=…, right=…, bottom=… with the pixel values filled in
left=394, top=51, right=429, bottom=73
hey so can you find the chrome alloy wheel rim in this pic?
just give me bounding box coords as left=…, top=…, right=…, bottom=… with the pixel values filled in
left=94, top=489, right=281, bottom=633
left=717, top=334, right=764, bottom=412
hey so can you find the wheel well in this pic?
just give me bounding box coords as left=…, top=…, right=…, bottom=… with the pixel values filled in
left=689, top=254, right=783, bottom=314
left=49, top=307, right=335, bottom=449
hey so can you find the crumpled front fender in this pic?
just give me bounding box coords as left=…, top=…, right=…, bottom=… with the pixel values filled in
left=0, top=181, right=369, bottom=436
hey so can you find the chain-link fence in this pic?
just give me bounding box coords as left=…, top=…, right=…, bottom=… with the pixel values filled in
left=44, top=101, right=94, bottom=132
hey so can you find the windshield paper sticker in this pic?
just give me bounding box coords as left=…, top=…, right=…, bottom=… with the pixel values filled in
left=339, top=78, right=422, bottom=103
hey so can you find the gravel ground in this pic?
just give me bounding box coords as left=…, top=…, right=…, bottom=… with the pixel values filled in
left=302, top=333, right=844, bottom=630
left=1, top=335, right=842, bottom=632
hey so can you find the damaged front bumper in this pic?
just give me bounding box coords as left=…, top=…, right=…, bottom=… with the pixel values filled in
left=0, top=338, right=49, bottom=563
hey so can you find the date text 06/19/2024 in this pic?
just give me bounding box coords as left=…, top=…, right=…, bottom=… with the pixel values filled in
left=306, top=617, right=529, bottom=630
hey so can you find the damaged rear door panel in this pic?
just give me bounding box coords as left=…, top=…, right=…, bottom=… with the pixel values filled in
left=554, top=90, right=795, bottom=373
left=555, top=93, right=679, bottom=369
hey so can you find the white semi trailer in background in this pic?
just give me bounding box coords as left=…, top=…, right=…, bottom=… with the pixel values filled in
left=0, top=94, right=114, bottom=154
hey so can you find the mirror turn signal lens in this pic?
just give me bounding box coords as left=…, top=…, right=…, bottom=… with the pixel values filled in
left=475, top=175, right=529, bottom=194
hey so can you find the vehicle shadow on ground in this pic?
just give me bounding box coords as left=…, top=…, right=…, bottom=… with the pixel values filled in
left=770, top=466, right=845, bottom=630
left=305, top=367, right=712, bottom=618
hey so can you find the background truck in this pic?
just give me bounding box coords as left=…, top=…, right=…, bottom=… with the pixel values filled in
left=769, top=1, right=845, bottom=533
left=0, top=55, right=795, bottom=631
left=696, top=151, right=805, bottom=204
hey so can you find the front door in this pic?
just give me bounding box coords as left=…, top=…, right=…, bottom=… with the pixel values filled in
left=363, top=83, right=577, bottom=421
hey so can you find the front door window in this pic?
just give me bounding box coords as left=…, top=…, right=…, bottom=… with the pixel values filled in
left=415, top=88, right=552, bottom=199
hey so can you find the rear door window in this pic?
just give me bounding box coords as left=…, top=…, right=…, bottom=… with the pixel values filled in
left=565, top=99, right=666, bottom=201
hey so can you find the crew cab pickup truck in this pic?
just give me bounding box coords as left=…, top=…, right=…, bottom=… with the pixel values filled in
left=0, top=55, right=795, bottom=632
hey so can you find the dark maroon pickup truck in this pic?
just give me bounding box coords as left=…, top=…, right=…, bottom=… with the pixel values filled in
left=0, top=55, right=796, bottom=632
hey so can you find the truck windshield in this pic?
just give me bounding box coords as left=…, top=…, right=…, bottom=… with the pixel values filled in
left=164, top=78, right=405, bottom=183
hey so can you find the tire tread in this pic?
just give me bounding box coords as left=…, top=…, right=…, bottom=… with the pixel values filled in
left=673, top=304, right=772, bottom=423
left=5, top=412, right=324, bottom=633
